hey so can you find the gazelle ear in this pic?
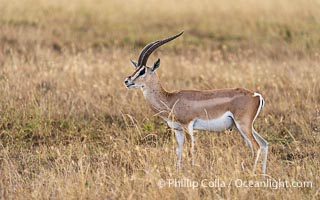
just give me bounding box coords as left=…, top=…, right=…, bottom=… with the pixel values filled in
left=151, top=58, right=160, bottom=72
left=130, top=59, right=138, bottom=68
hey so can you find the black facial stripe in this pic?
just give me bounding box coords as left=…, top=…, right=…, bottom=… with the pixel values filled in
left=138, top=67, right=146, bottom=76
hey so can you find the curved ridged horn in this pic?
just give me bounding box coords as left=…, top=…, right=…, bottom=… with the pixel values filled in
left=137, top=42, right=157, bottom=66
left=139, top=31, right=184, bottom=66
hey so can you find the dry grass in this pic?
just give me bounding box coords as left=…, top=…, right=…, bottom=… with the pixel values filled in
left=0, top=0, right=319, bottom=199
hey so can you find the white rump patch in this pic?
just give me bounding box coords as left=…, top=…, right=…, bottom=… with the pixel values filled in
left=252, top=92, right=265, bottom=124
left=193, top=111, right=234, bottom=132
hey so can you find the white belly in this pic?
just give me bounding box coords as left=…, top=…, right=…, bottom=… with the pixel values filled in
left=193, top=111, right=234, bottom=132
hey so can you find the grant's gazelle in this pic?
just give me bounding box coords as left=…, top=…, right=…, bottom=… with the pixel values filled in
left=124, top=32, right=268, bottom=175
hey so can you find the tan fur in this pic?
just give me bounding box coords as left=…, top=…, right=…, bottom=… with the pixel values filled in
left=142, top=72, right=259, bottom=123
left=139, top=71, right=262, bottom=153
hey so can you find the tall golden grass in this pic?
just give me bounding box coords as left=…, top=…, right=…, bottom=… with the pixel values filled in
left=0, top=0, right=319, bottom=199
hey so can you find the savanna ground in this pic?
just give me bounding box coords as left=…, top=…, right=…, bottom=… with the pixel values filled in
left=0, top=0, right=319, bottom=199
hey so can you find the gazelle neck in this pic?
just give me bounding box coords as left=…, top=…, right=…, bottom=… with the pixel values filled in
left=141, top=72, right=172, bottom=113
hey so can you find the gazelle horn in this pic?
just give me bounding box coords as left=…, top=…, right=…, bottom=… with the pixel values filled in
left=137, top=31, right=184, bottom=67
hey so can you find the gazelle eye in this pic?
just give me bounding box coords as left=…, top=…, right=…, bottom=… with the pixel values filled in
left=138, top=68, right=146, bottom=76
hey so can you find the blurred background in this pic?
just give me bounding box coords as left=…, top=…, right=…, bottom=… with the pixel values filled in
left=1, top=0, right=320, bottom=55
left=0, top=0, right=319, bottom=199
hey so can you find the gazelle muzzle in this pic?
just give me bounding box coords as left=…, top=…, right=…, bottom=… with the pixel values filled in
left=124, top=77, right=134, bottom=88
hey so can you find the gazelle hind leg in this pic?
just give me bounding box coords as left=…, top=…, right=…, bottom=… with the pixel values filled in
left=232, top=119, right=255, bottom=157
left=252, top=128, right=268, bottom=175
left=251, top=92, right=268, bottom=175
left=232, top=118, right=262, bottom=174
left=253, top=145, right=261, bottom=172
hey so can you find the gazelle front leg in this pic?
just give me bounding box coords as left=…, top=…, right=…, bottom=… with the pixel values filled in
left=188, top=121, right=195, bottom=166
left=174, top=129, right=185, bottom=169
left=167, top=121, right=185, bottom=169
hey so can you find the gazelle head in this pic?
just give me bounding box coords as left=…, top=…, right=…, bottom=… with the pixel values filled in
left=124, top=31, right=183, bottom=89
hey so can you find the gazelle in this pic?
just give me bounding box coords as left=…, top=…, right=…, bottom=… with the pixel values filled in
left=124, top=32, right=268, bottom=175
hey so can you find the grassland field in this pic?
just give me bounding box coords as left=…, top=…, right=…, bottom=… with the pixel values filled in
left=0, top=0, right=319, bottom=199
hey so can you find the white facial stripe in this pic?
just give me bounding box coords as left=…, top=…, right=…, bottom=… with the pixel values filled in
left=132, top=66, right=146, bottom=80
